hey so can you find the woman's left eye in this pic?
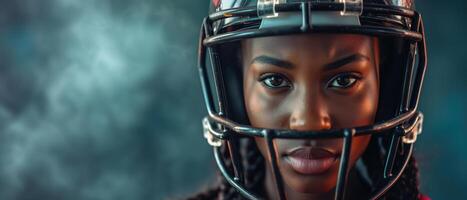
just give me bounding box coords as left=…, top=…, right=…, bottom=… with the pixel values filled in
left=328, top=73, right=361, bottom=89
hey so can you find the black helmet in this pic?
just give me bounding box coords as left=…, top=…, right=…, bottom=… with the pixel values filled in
left=198, top=0, right=427, bottom=199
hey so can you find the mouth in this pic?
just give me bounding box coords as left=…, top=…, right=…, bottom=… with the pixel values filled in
left=283, top=146, right=338, bottom=175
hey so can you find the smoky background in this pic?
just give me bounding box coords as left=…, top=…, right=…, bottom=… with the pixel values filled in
left=0, top=0, right=465, bottom=199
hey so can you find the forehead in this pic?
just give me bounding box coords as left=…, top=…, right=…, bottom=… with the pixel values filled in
left=242, top=34, right=374, bottom=60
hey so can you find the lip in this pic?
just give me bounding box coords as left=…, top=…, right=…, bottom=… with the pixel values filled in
left=284, top=147, right=337, bottom=175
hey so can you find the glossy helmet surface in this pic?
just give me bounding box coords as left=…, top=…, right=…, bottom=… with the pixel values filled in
left=198, top=0, right=427, bottom=199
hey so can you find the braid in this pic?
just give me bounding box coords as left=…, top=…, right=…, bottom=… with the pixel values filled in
left=186, top=144, right=235, bottom=200
left=242, top=137, right=266, bottom=195
left=189, top=136, right=266, bottom=200
left=385, top=155, right=420, bottom=200
left=218, top=142, right=243, bottom=200
left=360, top=135, right=420, bottom=200
left=219, top=137, right=266, bottom=200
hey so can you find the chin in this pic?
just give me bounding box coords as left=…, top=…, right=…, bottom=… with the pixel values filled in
left=281, top=163, right=339, bottom=194
left=288, top=175, right=336, bottom=194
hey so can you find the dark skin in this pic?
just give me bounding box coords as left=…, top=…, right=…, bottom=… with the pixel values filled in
left=242, top=34, right=380, bottom=200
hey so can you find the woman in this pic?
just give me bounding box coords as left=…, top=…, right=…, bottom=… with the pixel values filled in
left=191, top=0, right=427, bottom=199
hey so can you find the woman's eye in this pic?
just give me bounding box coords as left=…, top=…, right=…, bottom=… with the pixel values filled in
left=329, top=73, right=360, bottom=89
left=260, top=74, right=291, bottom=89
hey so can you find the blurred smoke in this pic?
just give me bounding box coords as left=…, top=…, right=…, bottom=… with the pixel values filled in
left=0, top=0, right=212, bottom=199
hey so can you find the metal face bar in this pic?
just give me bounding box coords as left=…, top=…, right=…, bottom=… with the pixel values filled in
left=370, top=143, right=414, bottom=200
left=208, top=47, right=226, bottom=116
left=399, top=11, right=421, bottom=113
left=213, top=147, right=260, bottom=200
left=227, top=137, right=244, bottom=183
left=383, top=36, right=417, bottom=179
left=353, top=109, right=416, bottom=134
left=300, top=2, right=310, bottom=32
left=265, top=130, right=287, bottom=200
left=198, top=18, right=216, bottom=115
left=334, top=129, right=355, bottom=200
left=209, top=3, right=415, bottom=21
left=404, top=42, right=418, bottom=111
left=204, top=25, right=423, bottom=46
left=383, top=11, right=423, bottom=179
left=400, top=41, right=417, bottom=113
left=361, top=3, right=415, bottom=17
left=382, top=58, right=412, bottom=178
left=204, top=13, right=248, bottom=185
left=409, top=14, right=427, bottom=110
left=209, top=45, right=246, bottom=185
left=383, top=130, right=401, bottom=179
left=208, top=109, right=418, bottom=139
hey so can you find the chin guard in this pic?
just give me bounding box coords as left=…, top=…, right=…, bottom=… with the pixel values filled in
left=402, top=113, right=423, bottom=144
left=203, top=117, right=223, bottom=147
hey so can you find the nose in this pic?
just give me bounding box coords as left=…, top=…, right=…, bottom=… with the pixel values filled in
left=289, top=90, right=331, bottom=131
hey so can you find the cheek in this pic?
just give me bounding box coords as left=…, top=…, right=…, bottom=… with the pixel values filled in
left=254, top=137, right=269, bottom=163
left=349, top=135, right=371, bottom=165
left=329, top=79, right=379, bottom=128
left=244, top=81, right=289, bottom=129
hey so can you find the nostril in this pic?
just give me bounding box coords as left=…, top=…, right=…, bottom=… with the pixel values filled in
left=322, top=116, right=332, bottom=130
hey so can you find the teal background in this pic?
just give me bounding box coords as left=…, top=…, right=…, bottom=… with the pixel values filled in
left=0, top=0, right=465, bottom=199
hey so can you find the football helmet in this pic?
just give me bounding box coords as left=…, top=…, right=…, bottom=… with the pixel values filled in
left=198, top=0, right=427, bottom=199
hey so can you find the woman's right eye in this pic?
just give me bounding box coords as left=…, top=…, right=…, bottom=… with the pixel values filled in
left=259, top=74, right=292, bottom=89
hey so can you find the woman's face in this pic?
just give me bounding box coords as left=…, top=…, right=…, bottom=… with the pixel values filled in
left=242, top=34, right=379, bottom=198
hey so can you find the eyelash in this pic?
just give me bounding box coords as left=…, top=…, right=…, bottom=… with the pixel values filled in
left=258, top=72, right=362, bottom=90
left=258, top=73, right=292, bottom=89
left=327, top=72, right=362, bottom=89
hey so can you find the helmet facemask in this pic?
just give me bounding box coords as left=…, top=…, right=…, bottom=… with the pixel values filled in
left=199, top=1, right=426, bottom=199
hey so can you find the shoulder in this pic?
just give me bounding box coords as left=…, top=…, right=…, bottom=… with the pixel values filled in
left=418, top=194, right=431, bottom=200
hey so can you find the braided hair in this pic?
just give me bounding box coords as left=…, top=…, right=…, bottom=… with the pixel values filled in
left=386, top=156, right=420, bottom=200
left=187, top=137, right=264, bottom=200
left=361, top=135, right=421, bottom=200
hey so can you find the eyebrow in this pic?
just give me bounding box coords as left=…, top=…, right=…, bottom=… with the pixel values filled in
left=251, top=53, right=370, bottom=70
left=251, top=55, right=294, bottom=69
left=324, top=54, right=370, bottom=70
